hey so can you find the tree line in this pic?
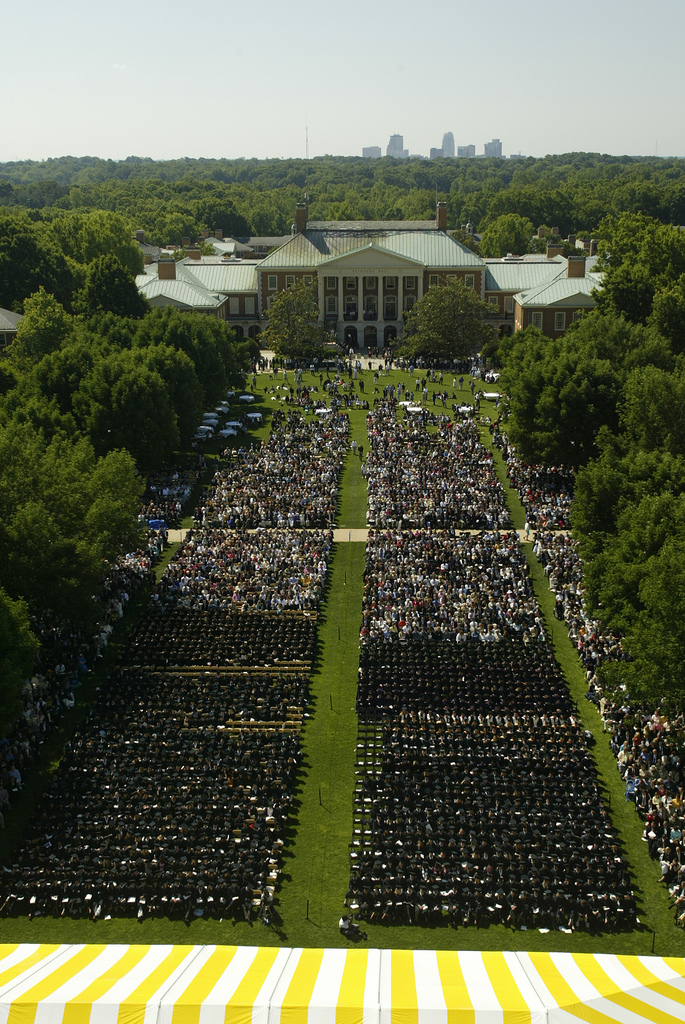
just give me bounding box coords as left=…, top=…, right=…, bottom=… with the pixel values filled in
left=498, top=212, right=685, bottom=706
left=0, top=207, right=255, bottom=723
left=2, top=153, right=685, bottom=250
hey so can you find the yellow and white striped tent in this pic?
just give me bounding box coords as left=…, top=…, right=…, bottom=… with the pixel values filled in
left=0, top=945, right=684, bottom=1024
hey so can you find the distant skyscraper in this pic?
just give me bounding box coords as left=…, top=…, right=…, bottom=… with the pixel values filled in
left=442, top=132, right=455, bottom=158
left=483, top=138, right=503, bottom=158
left=386, top=134, right=408, bottom=158
left=457, top=144, right=476, bottom=158
left=362, top=146, right=382, bottom=159
left=429, top=148, right=444, bottom=160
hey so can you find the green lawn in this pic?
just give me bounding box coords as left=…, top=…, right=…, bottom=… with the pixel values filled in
left=2, top=369, right=681, bottom=953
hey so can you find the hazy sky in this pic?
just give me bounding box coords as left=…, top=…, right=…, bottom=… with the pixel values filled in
left=3, top=0, right=684, bottom=162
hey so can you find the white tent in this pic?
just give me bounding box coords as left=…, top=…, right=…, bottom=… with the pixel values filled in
left=0, top=945, right=683, bottom=1024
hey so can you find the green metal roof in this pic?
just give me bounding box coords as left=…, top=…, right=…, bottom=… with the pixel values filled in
left=180, top=262, right=258, bottom=293
left=484, top=260, right=565, bottom=291
left=260, top=230, right=485, bottom=270
left=136, top=274, right=225, bottom=310
left=514, top=272, right=603, bottom=308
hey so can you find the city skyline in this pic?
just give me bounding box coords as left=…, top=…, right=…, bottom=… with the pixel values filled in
left=2, top=0, right=684, bottom=163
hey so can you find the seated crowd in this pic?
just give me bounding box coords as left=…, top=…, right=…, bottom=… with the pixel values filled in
left=138, top=467, right=200, bottom=528
left=346, top=403, right=636, bottom=933
left=364, top=404, right=510, bottom=530
left=0, top=550, right=156, bottom=827
left=0, top=667, right=303, bottom=920
left=196, top=410, right=348, bottom=529
left=492, top=429, right=574, bottom=529
left=154, top=529, right=332, bottom=612
left=361, top=530, right=543, bottom=643
left=531, top=533, right=685, bottom=929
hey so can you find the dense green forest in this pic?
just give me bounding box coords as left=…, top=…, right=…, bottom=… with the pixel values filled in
left=1, top=152, right=685, bottom=249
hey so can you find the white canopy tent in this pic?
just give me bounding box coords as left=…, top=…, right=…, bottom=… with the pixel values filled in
left=0, top=945, right=683, bottom=1024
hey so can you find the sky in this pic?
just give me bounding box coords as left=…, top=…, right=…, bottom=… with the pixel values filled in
left=2, top=0, right=684, bottom=163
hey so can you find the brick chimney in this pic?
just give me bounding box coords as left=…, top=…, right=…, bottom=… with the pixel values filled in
left=295, top=202, right=308, bottom=233
left=567, top=256, right=586, bottom=278
left=436, top=201, right=447, bottom=232
left=537, top=226, right=546, bottom=238
left=589, top=239, right=597, bottom=256
left=567, top=234, right=576, bottom=246
left=201, top=230, right=210, bottom=239
left=214, top=228, right=223, bottom=239
left=158, top=257, right=177, bottom=280
left=135, top=229, right=145, bottom=243
left=182, top=236, right=191, bottom=247
left=546, top=244, right=563, bottom=259
left=186, top=246, right=201, bottom=261
left=551, top=226, right=559, bottom=236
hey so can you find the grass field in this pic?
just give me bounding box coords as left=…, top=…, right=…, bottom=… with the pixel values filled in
left=2, top=367, right=683, bottom=954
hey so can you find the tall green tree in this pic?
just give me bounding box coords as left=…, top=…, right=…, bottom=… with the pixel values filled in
left=260, top=279, right=324, bottom=360
left=400, top=279, right=495, bottom=362
left=78, top=254, right=149, bottom=319
left=8, top=288, right=73, bottom=369
left=479, top=214, right=534, bottom=257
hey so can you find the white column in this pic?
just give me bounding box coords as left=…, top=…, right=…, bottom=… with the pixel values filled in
left=398, top=275, right=404, bottom=318
left=416, top=272, right=424, bottom=302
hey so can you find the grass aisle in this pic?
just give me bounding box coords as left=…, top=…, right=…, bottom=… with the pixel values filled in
left=276, top=539, right=366, bottom=946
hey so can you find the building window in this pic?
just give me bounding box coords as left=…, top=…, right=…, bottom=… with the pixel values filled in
left=404, top=296, right=415, bottom=311
left=488, top=296, right=499, bottom=306
left=267, top=275, right=277, bottom=290
left=384, top=298, right=397, bottom=320
left=572, top=309, right=584, bottom=323
left=304, top=275, right=313, bottom=286
left=326, top=276, right=336, bottom=289
left=245, top=297, right=255, bottom=314
left=429, top=274, right=439, bottom=287
left=346, top=277, right=356, bottom=290
left=326, top=296, right=337, bottom=315
left=446, top=274, right=457, bottom=282
left=364, top=276, right=377, bottom=290
left=364, top=296, right=377, bottom=315
left=229, top=297, right=240, bottom=315
left=532, top=312, right=543, bottom=329
left=266, top=295, right=274, bottom=310
left=405, top=276, right=416, bottom=290
left=385, top=277, right=396, bottom=290
left=554, top=311, right=566, bottom=331
left=504, top=296, right=514, bottom=314
left=286, top=275, right=295, bottom=288
left=465, top=274, right=475, bottom=289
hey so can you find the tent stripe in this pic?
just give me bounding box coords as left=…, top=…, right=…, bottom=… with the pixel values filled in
left=114, top=946, right=199, bottom=1024
left=279, top=948, right=324, bottom=1024
left=236, top=946, right=292, bottom=1024
left=612, top=955, right=685, bottom=1010
left=0, top=948, right=63, bottom=994
left=483, top=952, right=537, bottom=1023
left=571, top=955, right=685, bottom=1024
left=523, top=954, right=619, bottom=1024
left=336, top=950, right=370, bottom=1024
left=169, top=946, right=239, bottom=1024
left=58, top=945, right=154, bottom=1024
left=7, top=945, right=104, bottom=1024
left=413, top=950, right=447, bottom=1024
left=434, top=950, right=474, bottom=1024
left=389, top=950, right=418, bottom=1024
